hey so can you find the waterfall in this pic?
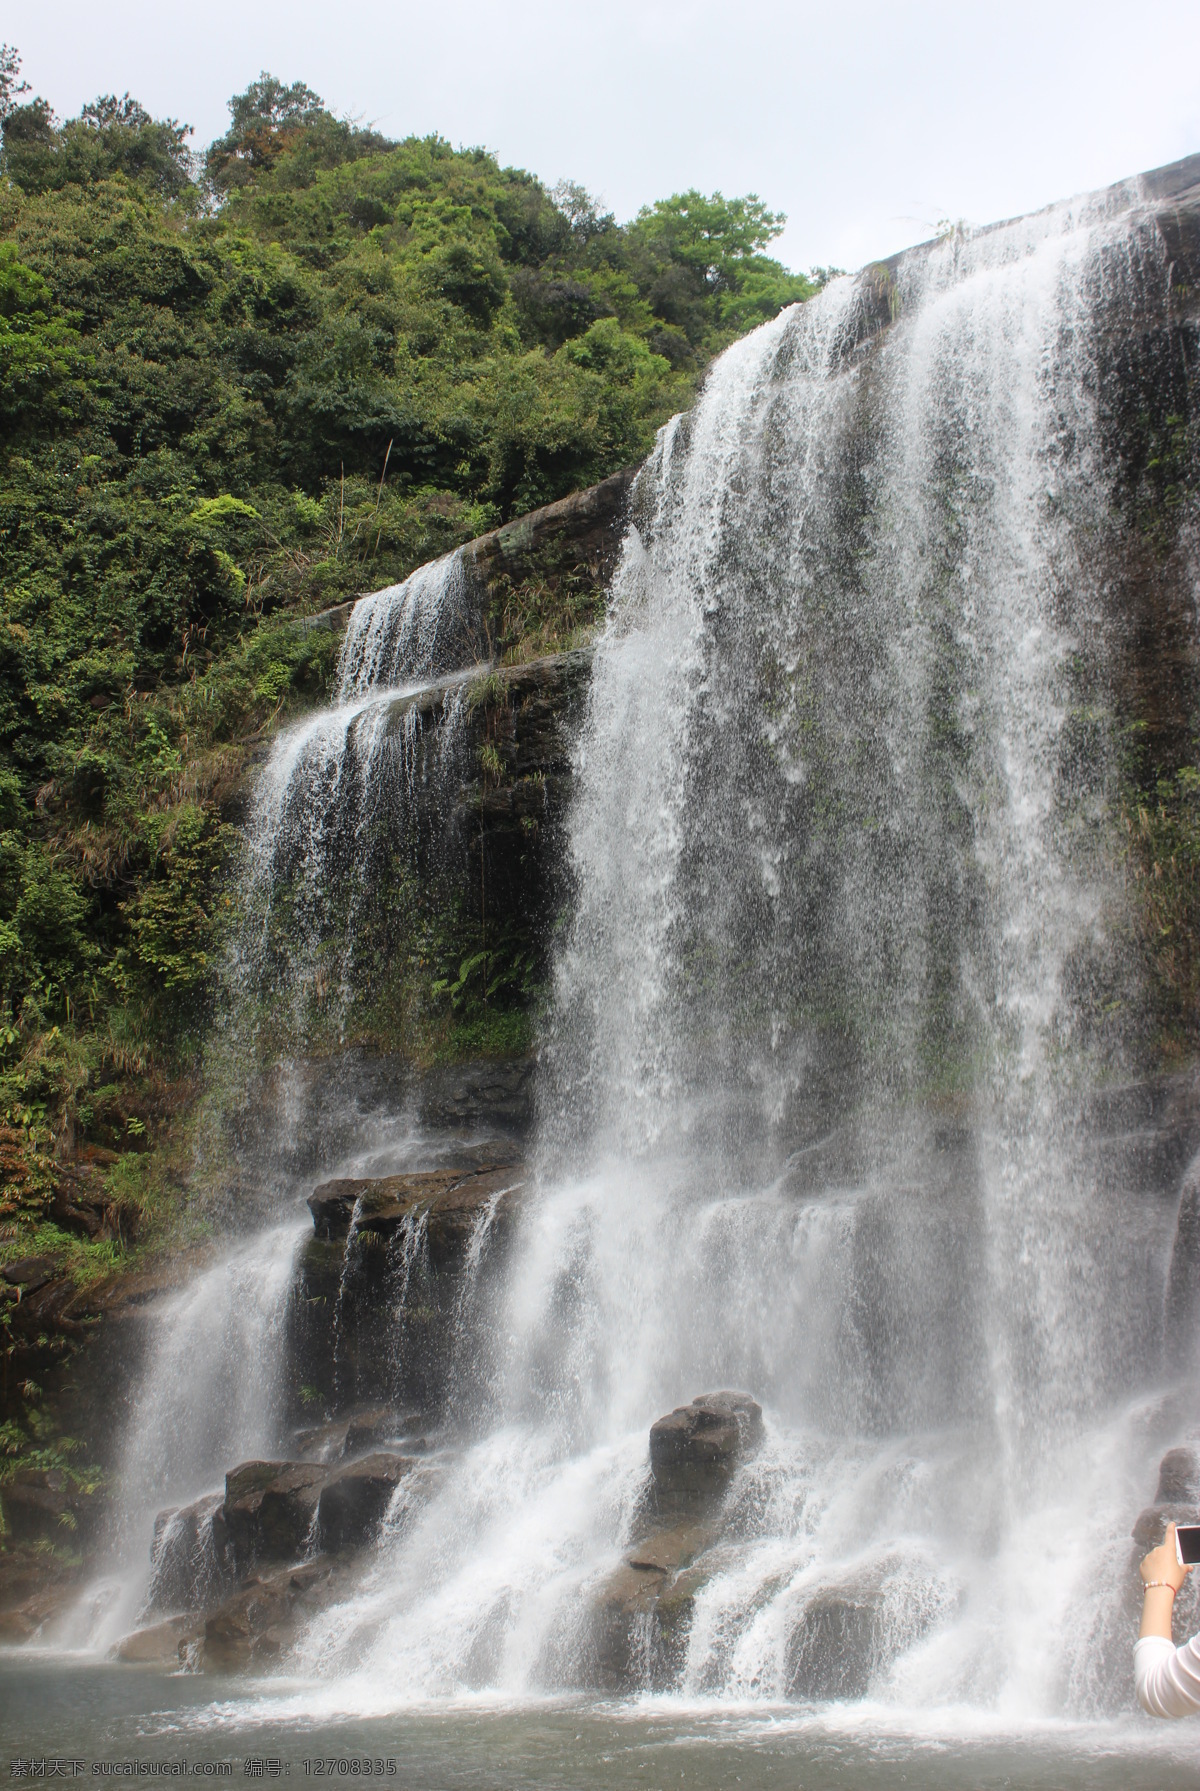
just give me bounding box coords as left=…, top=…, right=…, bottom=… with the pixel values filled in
left=337, top=549, right=475, bottom=698
left=282, top=178, right=1195, bottom=1716
left=227, top=548, right=481, bottom=1049
left=82, top=168, right=1199, bottom=1726
left=73, top=551, right=488, bottom=1643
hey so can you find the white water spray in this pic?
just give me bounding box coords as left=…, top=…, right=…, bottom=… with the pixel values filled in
left=84, top=174, right=1199, bottom=1730
left=285, top=183, right=1196, bottom=1716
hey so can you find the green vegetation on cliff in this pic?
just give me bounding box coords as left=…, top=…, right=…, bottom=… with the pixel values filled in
left=0, top=54, right=822, bottom=1272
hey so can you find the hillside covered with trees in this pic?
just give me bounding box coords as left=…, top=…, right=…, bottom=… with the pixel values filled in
left=0, top=53, right=825, bottom=1283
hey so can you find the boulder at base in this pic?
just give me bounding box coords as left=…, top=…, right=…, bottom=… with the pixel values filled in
left=202, top=1559, right=345, bottom=1672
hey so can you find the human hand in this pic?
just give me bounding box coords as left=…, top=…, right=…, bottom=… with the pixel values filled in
left=1141, top=1521, right=1191, bottom=1595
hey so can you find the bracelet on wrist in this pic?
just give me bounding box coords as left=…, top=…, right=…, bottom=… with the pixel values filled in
left=1143, top=1580, right=1178, bottom=1595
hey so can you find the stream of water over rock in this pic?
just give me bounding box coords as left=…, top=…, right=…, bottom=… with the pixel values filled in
left=48, top=172, right=1200, bottom=1766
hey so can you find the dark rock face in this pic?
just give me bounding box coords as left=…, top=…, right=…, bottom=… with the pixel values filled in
left=416, top=1058, right=535, bottom=1134
left=361, top=647, right=593, bottom=987
left=147, top=1492, right=225, bottom=1614
left=213, top=1461, right=329, bottom=1573
left=1, top=1256, right=61, bottom=1293
left=317, top=1452, right=413, bottom=1552
left=295, top=1152, right=523, bottom=1417
left=307, top=1159, right=523, bottom=1264
left=1156, top=1446, right=1200, bottom=1505
left=649, top=1392, right=764, bottom=1510
left=465, top=467, right=635, bottom=596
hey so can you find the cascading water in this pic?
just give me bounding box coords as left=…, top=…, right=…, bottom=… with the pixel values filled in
left=72, top=548, right=492, bottom=1642
left=272, top=178, right=1198, bottom=1719
left=64, top=167, right=1200, bottom=1762
left=228, top=547, right=480, bottom=1045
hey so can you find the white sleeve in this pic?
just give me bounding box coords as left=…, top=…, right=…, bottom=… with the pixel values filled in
left=1135, top=1633, right=1200, bottom=1717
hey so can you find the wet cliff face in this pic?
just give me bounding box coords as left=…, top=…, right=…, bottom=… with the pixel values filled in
left=194, top=478, right=633, bottom=1214
left=214, top=159, right=1200, bottom=1158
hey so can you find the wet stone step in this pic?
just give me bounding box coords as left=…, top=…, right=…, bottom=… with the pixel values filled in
left=307, top=1160, right=525, bottom=1266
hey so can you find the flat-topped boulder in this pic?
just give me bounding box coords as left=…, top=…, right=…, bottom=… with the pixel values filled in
left=204, top=1451, right=418, bottom=1579
left=307, top=1159, right=524, bottom=1265
left=212, top=1460, right=329, bottom=1573
left=649, top=1392, right=764, bottom=1509
left=115, top=1613, right=203, bottom=1667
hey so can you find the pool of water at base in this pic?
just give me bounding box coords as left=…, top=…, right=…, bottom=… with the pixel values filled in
left=2, top=1659, right=1197, bottom=1791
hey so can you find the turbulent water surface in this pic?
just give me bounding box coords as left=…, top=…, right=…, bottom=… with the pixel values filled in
left=25, top=167, right=1200, bottom=1773
left=3, top=1659, right=1200, bottom=1789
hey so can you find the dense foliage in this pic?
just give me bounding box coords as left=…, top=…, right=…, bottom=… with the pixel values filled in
left=0, top=53, right=820, bottom=1251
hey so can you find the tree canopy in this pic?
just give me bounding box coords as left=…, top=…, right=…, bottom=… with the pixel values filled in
left=0, top=50, right=827, bottom=1220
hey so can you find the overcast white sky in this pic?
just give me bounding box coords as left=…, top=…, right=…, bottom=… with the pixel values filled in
left=9, top=1, right=1200, bottom=273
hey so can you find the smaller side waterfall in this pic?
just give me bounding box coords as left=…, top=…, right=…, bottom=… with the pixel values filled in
left=69, top=1222, right=303, bottom=1648
left=221, top=547, right=487, bottom=1053
left=337, top=550, right=475, bottom=697
left=77, top=548, right=497, bottom=1648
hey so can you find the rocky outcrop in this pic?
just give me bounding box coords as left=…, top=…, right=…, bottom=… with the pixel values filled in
left=316, top=1452, right=412, bottom=1551
left=648, top=1392, right=764, bottom=1511
left=202, top=1558, right=346, bottom=1672
left=784, top=1576, right=884, bottom=1701
left=783, top=1557, right=951, bottom=1701
left=464, top=467, right=635, bottom=596
left=124, top=1446, right=418, bottom=1669
left=299, top=468, right=635, bottom=641
left=308, top=1158, right=523, bottom=1262
left=209, top=1450, right=414, bottom=1575
left=591, top=1392, right=764, bottom=1687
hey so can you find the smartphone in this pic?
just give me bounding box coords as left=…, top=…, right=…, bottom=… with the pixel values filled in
left=1175, top=1524, right=1200, bottom=1565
